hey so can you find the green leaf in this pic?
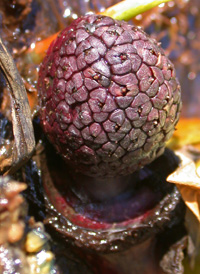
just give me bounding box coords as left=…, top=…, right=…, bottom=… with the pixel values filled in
left=101, top=0, right=171, bottom=21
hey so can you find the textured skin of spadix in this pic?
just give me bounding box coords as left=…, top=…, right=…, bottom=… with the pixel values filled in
left=38, top=14, right=181, bottom=177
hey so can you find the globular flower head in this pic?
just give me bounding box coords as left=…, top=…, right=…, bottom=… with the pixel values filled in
left=38, top=14, right=181, bottom=177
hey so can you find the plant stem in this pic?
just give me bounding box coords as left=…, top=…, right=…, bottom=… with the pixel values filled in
left=100, top=0, right=171, bottom=21
left=0, top=36, right=35, bottom=174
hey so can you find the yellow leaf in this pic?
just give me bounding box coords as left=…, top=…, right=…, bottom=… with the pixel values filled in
left=167, top=152, right=200, bottom=188
left=177, top=185, right=200, bottom=222
left=167, top=151, right=200, bottom=222
left=167, top=148, right=200, bottom=267
left=167, top=118, right=200, bottom=150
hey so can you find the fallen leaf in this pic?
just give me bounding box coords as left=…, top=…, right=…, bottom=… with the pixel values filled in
left=167, top=151, right=200, bottom=222
left=160, top=236, right=188, bottom=274
left=196, top=159, right=200, bottom=178
left=167, top=149, right=200, bottom=266
left=167, top=118, right=200, bottom=150
left=184, top=208, right=200, bottom=270
left=167, top=151, right=200, bottom=190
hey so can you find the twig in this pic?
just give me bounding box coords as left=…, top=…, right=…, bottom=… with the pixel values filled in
left=0, top=36, right=35, bottom=175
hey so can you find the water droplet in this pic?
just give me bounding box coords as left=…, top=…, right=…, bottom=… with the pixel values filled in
left=100, top=239, right=107, bottom=244
left=30, top=43, right=35, bottom=50
left=168, top=1, right=175, bottom=7
left=188, top=72, right=196, bottom=80
left=72, top=13, right=78, bottom=19
left=135, top=14, right=142, bottom=21
left=63, top=8, right=71, bottom=18
left=170, top=17, right=177, bottom=24
left=159, top=3, right=165, bottom=8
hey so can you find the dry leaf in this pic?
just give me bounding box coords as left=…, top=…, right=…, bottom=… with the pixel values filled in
left=167, top=150, right=200, bottom=266
left=167, top=118, right=200, bottom=150
left=167, top=151, right=200, bottom=222
left=184, top=208, right=200, bottom=269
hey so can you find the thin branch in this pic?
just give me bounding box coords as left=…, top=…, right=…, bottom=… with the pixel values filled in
left=0, top=36, right=35, bottom=175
